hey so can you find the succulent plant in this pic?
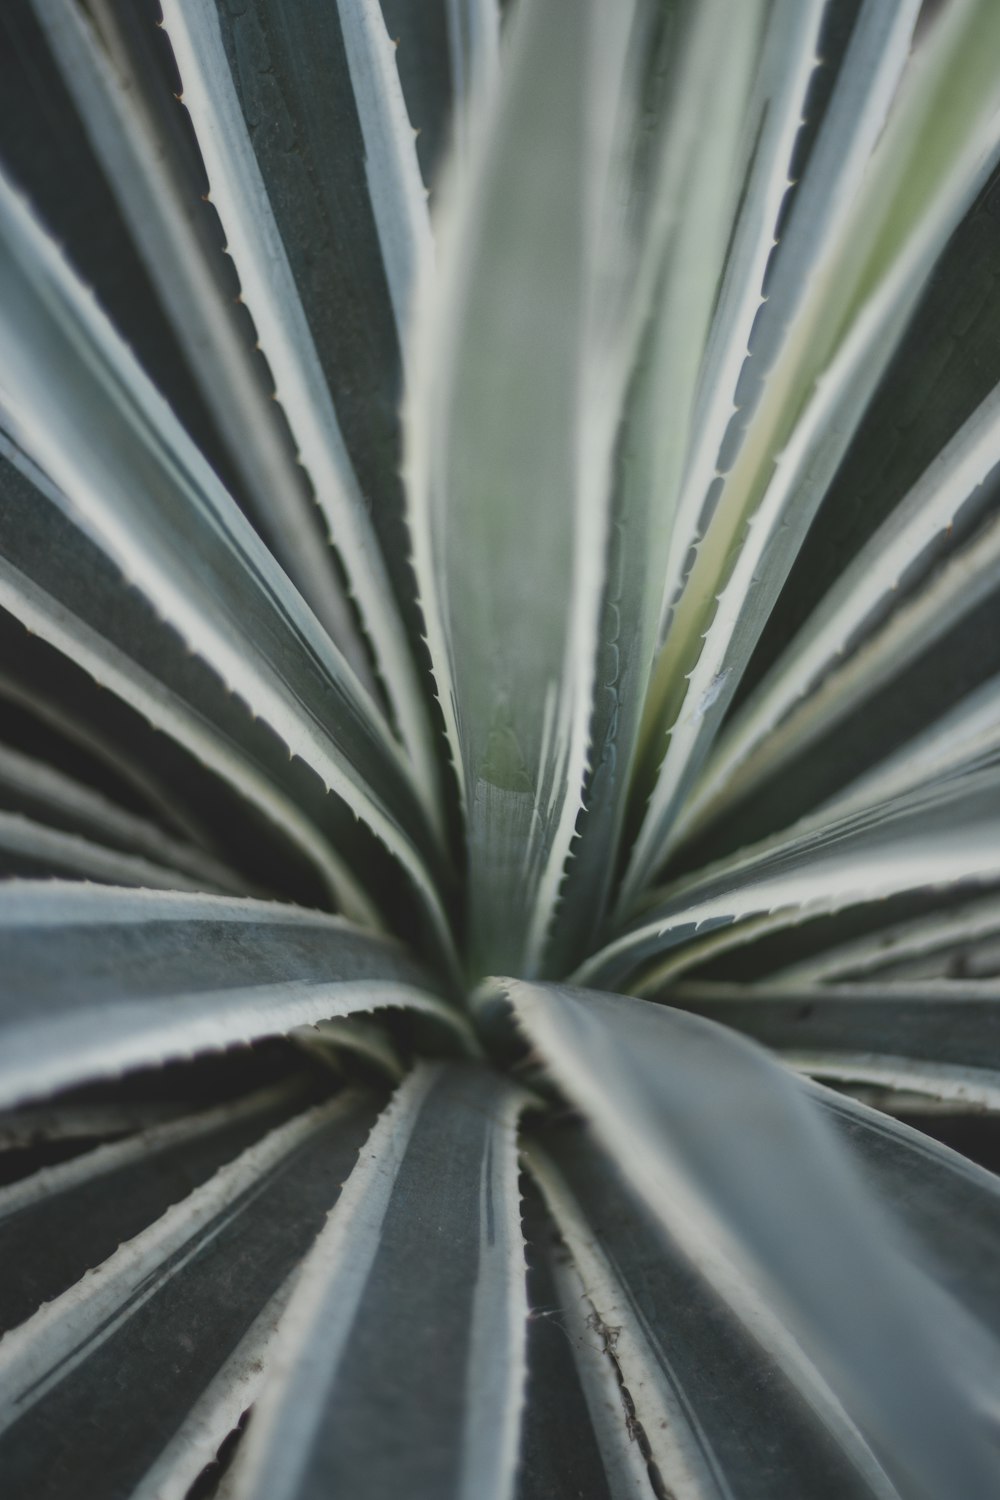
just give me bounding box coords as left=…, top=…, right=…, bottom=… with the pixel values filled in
left=2, top=0, right=1000, bottom=1496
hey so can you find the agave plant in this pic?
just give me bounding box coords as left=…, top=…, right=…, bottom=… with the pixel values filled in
left=2, top=0, right=1000, bottom=1495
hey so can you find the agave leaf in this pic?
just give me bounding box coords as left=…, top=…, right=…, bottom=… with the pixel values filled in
left=0, top=1078, right=313, bottom=1334
left=701, top=506, right=1000, bottom=845
left=0, top=1090, right=381, bottom=1500
left=802, top=672, right=1000, bottom=835
left=674, top=979, right=1000, bottom=1110
left=0, top=190, right=462, bottom=966
left=815, top=1082, right=1000, bottom=1330
left=581, top=771, right=1000, bottom=988
left=863, top=933, right=1000, bottom=985
left=622, top=0, right=1000, bottom=902
left=0, top=882, right=464, bottom=1110
left=318, top=0, right=432, bottom=333
left=30, top=0, right=373, bottom=679
left=0, top=1100, right=193, bottom=1153
left=380, top=0, right=499, bottom=183
left=158, top=0, right=440, bottom=801
left=657, top=0, right=825, bottom=635
left=528, top=1136, right=898, bottom=1500
left=702, top=0, right=920, bottom=468
left=0, top=634, right=228, bottom=854
left=625, top=910, right=795, bottom=990
left=662, top=0, right=916, bottom=640
left=298, top=1013, right=406, bottom=1081
left=232, top=1063, right=527, bottom=1500
left=0, top=553, right=377, bottom=921
left=0, top=174, right=417, bottom=816
left=0, top=741, right=242, bottom=892
left=635, top=893, right=1000, bottom=996
left=0, top=809, right=224, bottom=892
left=673, top=667, right=1000, bottom=924
left=440, top=0, right=500, bottom=153
left=548, top=0, right=765, bottom=966
left=502, top=980, right=1000, bottom=1500
left=378, top=0, right=452, bottom=186
left=686, top=377, right=1000, bottom=840
left=734, top=152, right=1000, bottom=768
left=408, top=0, right=646, bottom=974
left=527, top=1260, right=656, bottom=1500
left=768, top=894, right=1000, bottom=986
left=629, top=235, right=1000, bottom=894
left=516, top=1183, right=647, bottom=1500
left=0, top=0, right=231, bottom=481
left=0, top=446, right=381, bottom=923
left=626, top=861, right=1000, bottom=994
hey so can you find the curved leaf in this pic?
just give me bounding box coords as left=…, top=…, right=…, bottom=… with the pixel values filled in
left=502, top=978, right=1000, bottom=1500
left=675, top=978, right=1000, bottom=1109
left=0, top=882, right=463, bottom=1109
